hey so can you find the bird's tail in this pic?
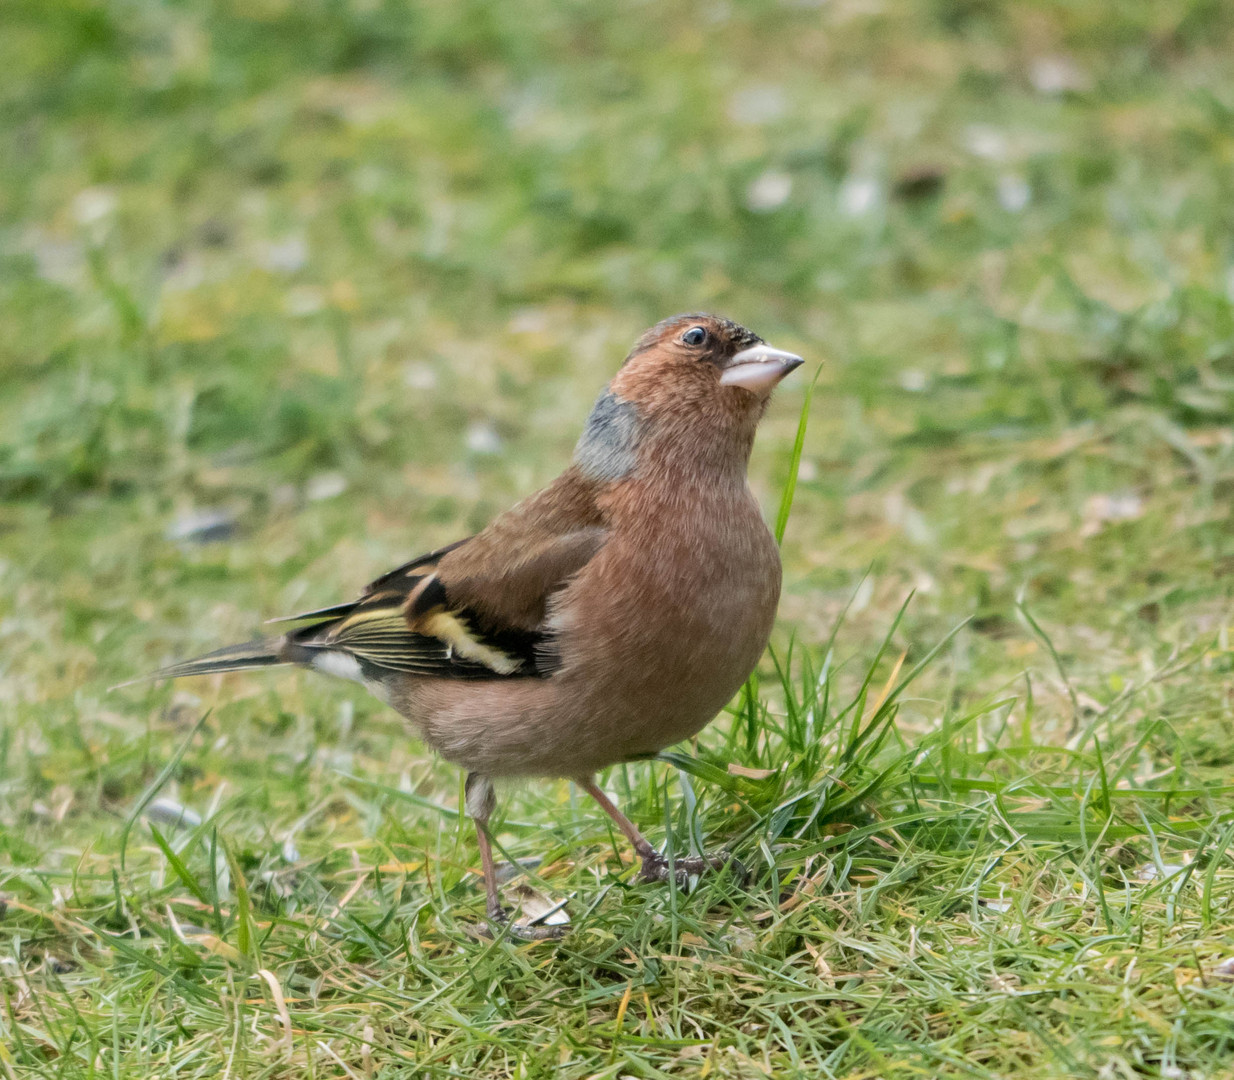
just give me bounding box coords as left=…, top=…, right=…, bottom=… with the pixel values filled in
left=112, top=639, right=289, bottom=689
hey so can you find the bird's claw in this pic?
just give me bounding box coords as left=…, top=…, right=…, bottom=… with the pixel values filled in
left=636, top=850, right=749, bottom=889
left=478, top=905, right=568, bottom=941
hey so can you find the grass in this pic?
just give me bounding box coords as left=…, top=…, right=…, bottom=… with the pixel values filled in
left=3, top=0, right=1234, bottom=1076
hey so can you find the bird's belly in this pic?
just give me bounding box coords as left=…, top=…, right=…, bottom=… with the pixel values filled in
left=396, top=569, right=776, bottom=777
left=397, top=506, right=781, bottom=778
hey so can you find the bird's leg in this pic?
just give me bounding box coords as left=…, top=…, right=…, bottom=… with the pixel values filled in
left=465, top=773, right=565, bottom=940
left=576, top=775, right=657, bottom=860
left=465, top=773, right=504, bottom=922
left=577, top=776, right=748, bottom=889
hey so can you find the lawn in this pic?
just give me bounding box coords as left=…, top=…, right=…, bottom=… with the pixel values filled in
left=2, top=1, right=1234, bottom=1077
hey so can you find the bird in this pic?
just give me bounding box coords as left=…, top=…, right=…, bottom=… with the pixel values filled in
left=140, top=313, right=803, bottom=936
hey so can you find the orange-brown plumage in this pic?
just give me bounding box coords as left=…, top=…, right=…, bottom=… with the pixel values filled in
left=142, top=313, right=803, bottom=934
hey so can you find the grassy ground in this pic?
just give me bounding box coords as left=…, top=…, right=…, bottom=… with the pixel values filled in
left=3, top=1, right=1234, bottom=1076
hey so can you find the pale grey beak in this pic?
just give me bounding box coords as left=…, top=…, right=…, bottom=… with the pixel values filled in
left=719, top=344, right=805, bottom=392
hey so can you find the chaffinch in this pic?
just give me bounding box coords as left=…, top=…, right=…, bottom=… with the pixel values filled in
left=146, top=313, right=803, bottom=935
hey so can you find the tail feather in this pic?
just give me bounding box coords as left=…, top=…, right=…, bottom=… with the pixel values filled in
left=112, top=639, right=288, bottom=689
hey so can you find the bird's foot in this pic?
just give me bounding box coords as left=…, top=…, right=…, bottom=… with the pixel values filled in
left=478, top=904, right=569, bottom=941
left=636, top=850, right=749, bottom=890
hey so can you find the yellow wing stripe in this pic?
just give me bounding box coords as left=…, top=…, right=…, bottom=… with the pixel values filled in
left=322, top=604, right=521, bottom=676
left=420, top=611, right=521, bottom=675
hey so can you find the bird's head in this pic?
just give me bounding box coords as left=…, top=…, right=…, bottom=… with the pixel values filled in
left=619, top=313, right=802, bottom=401
left=573, top=314, right=804, bottom=483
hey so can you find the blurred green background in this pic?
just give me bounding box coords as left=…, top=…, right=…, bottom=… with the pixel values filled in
left=3, top=1, right=1234, bottom=1077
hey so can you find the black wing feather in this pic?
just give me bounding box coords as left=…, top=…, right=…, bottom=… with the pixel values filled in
left=281, top=573, right=553, bottom=682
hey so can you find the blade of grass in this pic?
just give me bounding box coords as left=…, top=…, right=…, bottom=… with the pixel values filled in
left=118, top=710, right=209, bottom=872
left=222, top=838, right=259, bottom=967
left=774, top=365, right=820, bottom=545
left=149, top=823, right=211, bottom=907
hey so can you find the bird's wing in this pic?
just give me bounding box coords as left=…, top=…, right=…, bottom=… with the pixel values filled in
left=276, top=469, right=608, bottom=680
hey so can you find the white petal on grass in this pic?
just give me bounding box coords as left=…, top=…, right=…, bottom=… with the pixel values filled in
left=465, top=421, right=502, bottom=454
left=851, top=575, right=875, bottom=613
left=981, top=897, right=1013, bottom=913
left=72, top=186, right=117, bottom=226
left=504, top=883, right=570, bottom=927
left=166, top=509, right=236, bottom=544
left=1080, top=492, right=1144, bottom=538
left=997, top=175, right=1031, bottom=212
left=727, top=85, right=787, bottom=126
left=964, top=125, right=1007, bottom=161
left=1093, top=492, right=1143, bottom=520
left=404, top=362, right=438, bottom=390
left=1029, top=55, right=1089, bottom=95
left=1135, top=862, right=1185, bottom=882
left=839, top=176, right=880, bottom=217
left=23, top=228, right=86, bottom=287
left=899, top=369, right=929, bottom=392
left=746, top=170, right=793, bottom=213
left=306, top=471, right=348, bottom=502
left=144, top=798, right=203, bottom=830
left=261, top=234, right=309, bottom=273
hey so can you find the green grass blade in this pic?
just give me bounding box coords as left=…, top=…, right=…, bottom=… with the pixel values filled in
left=774, top=365, right=820, bottom=545
left=149, top=823, right=211, bottom=907
left=118, top=711, right=209, bottom=872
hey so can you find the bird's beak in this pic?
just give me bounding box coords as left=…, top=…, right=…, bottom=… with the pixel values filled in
left=719, top=344, right=805, bottom=393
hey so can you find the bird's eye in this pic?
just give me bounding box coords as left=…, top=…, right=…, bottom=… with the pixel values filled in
left=682, top=326, right=708, bottom=347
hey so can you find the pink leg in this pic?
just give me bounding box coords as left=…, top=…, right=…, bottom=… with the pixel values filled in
left=577, top=775, right=657, bottom=859
left=576, top=775, right=748, bottom=887
left=466, top=773, right=566, bottom=939
left=465, top=774, right=503, bottom=919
